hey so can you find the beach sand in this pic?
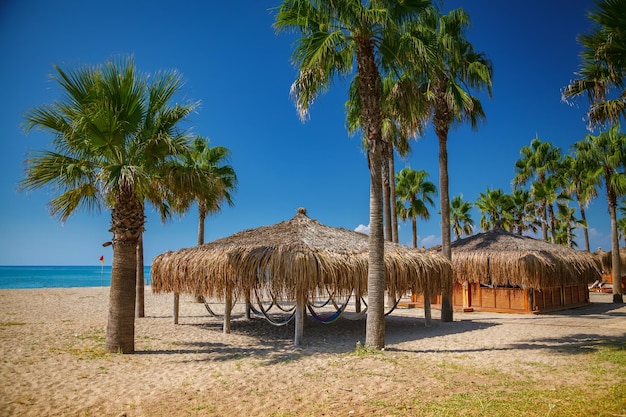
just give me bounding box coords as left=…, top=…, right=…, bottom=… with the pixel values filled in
left=1, top=287, right=625, bottom=417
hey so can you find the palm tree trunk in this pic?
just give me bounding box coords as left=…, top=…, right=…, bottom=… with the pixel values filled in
left=135, top=233, right=145, bottom=318
left=548, top=203, right=557, bottom=243
left=389, top=152, right=399, bottom=243
left=540, top=202, right=549, bottom=241
left=437, top=130, right=453, bottom=322
left=366, top=140, right=386, bottom=349
left=578, top=201, right=591, bottom=252
left=105, top=187, right=144, bottom=354
left=382, top=155, right=392, bottom=242
left=194, top=205, right=207, bottom=303
left=356, top=39, right=385, bottom=350
left=607, top=184, right=624, bottom=303
left=411, top=217, right=417, bottom=249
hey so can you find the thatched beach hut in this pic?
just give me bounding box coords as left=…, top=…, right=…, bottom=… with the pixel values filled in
left=428, top=228, right=601, bottom=313
left=151, top=208, right=452, bottom=345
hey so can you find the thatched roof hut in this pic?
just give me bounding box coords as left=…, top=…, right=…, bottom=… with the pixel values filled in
left=595, top=247, right=626, bottom=275
left=448, top=228, right=600, bottom=288
left=152, top=207, right=452, bottom=300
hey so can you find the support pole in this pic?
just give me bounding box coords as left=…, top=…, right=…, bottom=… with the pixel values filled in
left=173, top=293, right=180, bottom=325
left=224, top=288, right=232, bottom=334
left=423, top=280, right=432, bottom=327
left=294, top=291, right=306, bottom=347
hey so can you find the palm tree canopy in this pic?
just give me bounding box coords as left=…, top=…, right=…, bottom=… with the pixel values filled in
left=151, top=207, right=452, bottom=300
left=20, top=56, right=200, bottom=222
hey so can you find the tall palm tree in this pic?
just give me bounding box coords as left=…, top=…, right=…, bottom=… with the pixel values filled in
left=574, top=123, right=626, bottom=303
left=530, top=175, right=569, bottom=244
left=274, top=0, right=431, bottom=349
left=561, top=154, right=600, bottom=252
left=562, top=0, right=626, bottom=128
left=346, top=73, right=428, bottom=244
left=395, top=168, right=437, bottom=248
left=509, top=188, right=539, bottom=236
left=171, top=136, right=238, bottom=246
left=475, top=188, right=513, bottom=231
left=513, top=137, right=562, bottom=241
left=20, top=57, right=203, bottom=353
left=415, top=7, right=493, bottom=322
left=555, top=203, right=584, bottom=248
left=171, top=136, right=237, bottom=302
left=450, top=194, right=474, bottom=240
left=618, top=200, right=626, bottom=246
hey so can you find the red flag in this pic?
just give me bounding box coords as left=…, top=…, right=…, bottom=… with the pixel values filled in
left=99, top=255, right=104, bottom=263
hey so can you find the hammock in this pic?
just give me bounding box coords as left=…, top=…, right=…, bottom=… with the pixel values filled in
left=251, top=288, right=296, bottom=327
left=306, top=291, right=352, bottom=324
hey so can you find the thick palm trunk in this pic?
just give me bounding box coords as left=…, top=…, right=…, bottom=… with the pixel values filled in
left=382, top=155, right=392, bottom=242
left=436, top=126, right=453, bottom=322
left=389, top=152, right=399, bottom=243
left=135, top=233, right=145, bottom=318
left=578, top=199, right=590, bottom=252
left=607, top=183, right=624, bottom=303
left=106, top=187, right=144, bottom=353
left=356, top=39, right=385, bottom=350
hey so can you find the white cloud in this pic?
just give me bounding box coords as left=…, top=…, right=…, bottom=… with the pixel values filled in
left=420, top=234, right=441, bottom=248
left=354, top=224, right=370, bottom=235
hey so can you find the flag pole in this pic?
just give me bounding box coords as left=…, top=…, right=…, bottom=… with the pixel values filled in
left=99, top=255, right=104, bottom=286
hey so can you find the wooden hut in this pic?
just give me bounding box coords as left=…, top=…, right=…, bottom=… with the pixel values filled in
left=424, top=228, right=601, bottom=313
left=151, top=208, right=452, bottom=345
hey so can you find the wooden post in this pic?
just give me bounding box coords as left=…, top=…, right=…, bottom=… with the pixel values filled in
left=245, top=289, right=251, bottom=320
left=224, top=288, right=232, bottom=334
left=423, top=279, right=432, bottom=327
left=294, top=291, right=305, bottom=347
left=173, top=293, right=180, bottom=325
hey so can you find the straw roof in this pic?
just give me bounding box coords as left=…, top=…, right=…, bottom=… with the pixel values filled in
left=595, top=247, right=626, bottom=274
left=445, top=228, right=600, bottom=288
left=151, top=208, right=452, bottom=300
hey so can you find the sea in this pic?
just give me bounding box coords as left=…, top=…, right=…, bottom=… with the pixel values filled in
left=0, top=266, right=151, bottom=289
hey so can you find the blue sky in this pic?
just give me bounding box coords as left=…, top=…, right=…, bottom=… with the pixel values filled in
left=0, top=0, right=607, bottom=266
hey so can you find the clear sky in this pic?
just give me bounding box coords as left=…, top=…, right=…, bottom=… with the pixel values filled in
left=0, top=0, right=607, bottom=266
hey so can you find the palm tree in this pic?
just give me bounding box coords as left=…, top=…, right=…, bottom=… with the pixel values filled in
left=509, top=188, right=539, bottom=236
left=555, top=203, right=584, bottom=248
left=475, top=188, right=513, bottom=231
left=513, top=137, right=562, bottom=241
left=561, top=154, right=600, bottom=252
left=395, top=168, right=437, bottom=248
left=530, top=175, right=569, bottom=244
left=20, top=57, right=202, bottom=353
left=573, top=123, right=626, bottom=303
left=168, top=136, right=237, bottom=302
left=450, top=194, right=474, bottom=240
left=618, top=200, right=626, bottom=246
left=562, top=0, right=626, bottom=128
left=274, top=0, right=431, bottom=349
left=415, top=7, right=493, bottom=322
left=346, top=73, right=428, bottom=244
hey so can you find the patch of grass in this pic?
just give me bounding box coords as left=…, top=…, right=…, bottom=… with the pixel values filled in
left=351, top=341, right=383, bottom=357
left=0, top=321, right=26, bottom=327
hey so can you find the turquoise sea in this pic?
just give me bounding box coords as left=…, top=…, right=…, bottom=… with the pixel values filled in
left=0, top=266, right=151, bottom=289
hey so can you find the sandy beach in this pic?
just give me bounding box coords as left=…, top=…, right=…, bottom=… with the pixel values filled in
left=1, top=287, right=625, bottom=417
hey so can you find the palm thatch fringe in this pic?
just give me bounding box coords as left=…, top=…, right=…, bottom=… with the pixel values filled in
left=443, top=228, right=600, bottom=288
left=595, top=247, right=626, bottom=274
left=151, top=208, right=452, bottom=301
